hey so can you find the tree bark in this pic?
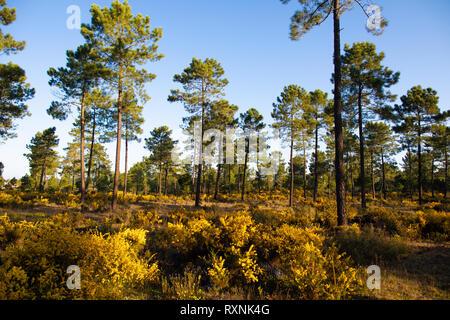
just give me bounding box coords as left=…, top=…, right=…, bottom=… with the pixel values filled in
left=381, top=148, right=386, bottom=200
left=370, top=151, right=375, bottom=199
left=241, top=140, right=249, bottom=201
left=112, top=84, right=123, bottom=211
left=214, top=163, right=222, bottom=200
left=123, top=121, right=129, bottom=199
left=418, top=115, right=423, bottom=204
left=159, top=163, right=162, bottom=194
left=357, top=84, right=366, bottom=209
left=333, top=0, right=347, bottom=225
left=39, top=158, right=47, bottom=193
left=431, top=156, right=434, bottom=198
left=313, top=123, right=319, bottom=202
left=445, top=140, right=448, bottom=199
left=86, top=108, right=96, bottom=191
left=289, top=127, right=294, bottom=207
left=408, top=146, right=413, bottom=200
left=303, top=139, right=307, bottom=200
left=80, top=91, right=86, bottom=209
left=164, top=166, right=168, bottom=195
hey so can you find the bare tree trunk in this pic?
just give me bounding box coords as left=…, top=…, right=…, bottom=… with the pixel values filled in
left=241, top=141, right=249, bottom=201
left=371, top=151, right=375, bottom=199
left=39, top=158, right=47, bottom=193
left=333, top=0, right=347, bottom=225
left=357, top=84, right=366, bottom=209
left=112, top=75, right=123, bottom=211
left=214, top=164, right=222, bottom=200
left=80, top=91, right=86, bottom=209
left=303, top=142, right=307, bottom=200
left=445, top=141, right=448, bottom=199
left=228, top=164, right=232, bottom=195
left=123, top=122, right=129, bottom=199
left=418, top=115, right=423, bottom=204
left=314, top=123, right=319, bottom=202
left=431, top=156, right=435, bottom=198
left=86, top=108, right=96, bottom=191
left=237, top=165, right=241, bottom=193
left=164, top=166, right=168, bottom=195
left=159, top=163, right=162, bottom=194
left=195, top=85, right=205, bottom=207
left=381, top=148, right=386, bottom=200
left=289, top=129, right=294, bottom=207
left=350, top=164, right=354, bottom=200
left=408, top=147, right=413, bottom=200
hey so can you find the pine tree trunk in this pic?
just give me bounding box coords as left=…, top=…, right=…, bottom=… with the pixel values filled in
left=289, top=129, right=294, bottom=207
left=350, top=164, right=354, bottom=200
left=418, top=115, right=423, bottom=204
left=381, top=148, right=386, bottom=200
left=80, top=91, right=86, bottom=209
left=123, top=123, right=129, bottom=199
left=408, top=146, right=413, bottom=200
left=445, top=143, right=448, bottom=199
left=164, top=166, right=168, bottom=195
left=358, top=84, right=366, bottom=209
left=333, top=0, right=347, bottom=225
left=39, top=158, right=47, bottom=193
left=112, top=85, right=123, bottom=211
left=241, top=141, right=249, bottom=201
left=159, top=163, right=162, bottom=194
left=86, top=108, right=96, bottom=191
left=371, top=152, right=375, bottom=199
left=237, top=165, right=241, bottom=193
left=431, top=157, right=434, bottom=198
left=303, top=142, right=307, bottom=200
left=214, top=164, right=222, bottom=200
left=314, top=123, right=319, bottom=202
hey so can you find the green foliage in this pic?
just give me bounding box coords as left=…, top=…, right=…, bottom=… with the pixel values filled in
left=0, top=63, right=35, bottom=141
left=0, top=0, right=25, bottom=55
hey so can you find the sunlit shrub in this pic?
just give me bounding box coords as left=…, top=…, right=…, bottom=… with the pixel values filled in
left=0, top=217, right=158, bottom=300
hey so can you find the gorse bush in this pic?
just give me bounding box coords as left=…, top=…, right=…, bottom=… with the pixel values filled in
left=0, top=214, right=159, bottom=300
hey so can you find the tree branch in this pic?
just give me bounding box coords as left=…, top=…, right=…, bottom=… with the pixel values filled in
left=354, top=0, right=369, bottom=18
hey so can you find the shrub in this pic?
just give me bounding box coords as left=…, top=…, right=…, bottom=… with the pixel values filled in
left=334, top=224, right=410, bottom=265
left=0, top=217, right=158, bottom=300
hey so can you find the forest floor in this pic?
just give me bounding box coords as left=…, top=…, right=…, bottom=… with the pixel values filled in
left=1, top=192, right=449, bottom=300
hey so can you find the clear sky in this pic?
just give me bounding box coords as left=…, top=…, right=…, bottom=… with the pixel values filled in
left=1, top=0, right=449, bottom=179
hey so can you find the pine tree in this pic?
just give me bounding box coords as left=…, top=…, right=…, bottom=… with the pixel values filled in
left=24, top=127, right=59, bottom=193
left=391, top=86, right=440, bottom=204
left=145, top=126, right=177, bottom=195
left=168, top=58, right=228, bottom=207
left=239, top=108, right=265, bottom=201
left=341, top=41, right=399, bottom=208
left=280, top=0, right=387, bottom=225
left=47, top=43, right=107, bottom=208
left=309, top=90, right=331, bottom=201
left=272, top=85, right=309, bottom=207
left=82, top=0, right=163, bottom=210
left=0, top=1, right=34, bottom=142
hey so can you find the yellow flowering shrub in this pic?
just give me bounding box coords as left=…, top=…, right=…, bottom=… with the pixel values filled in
left=0, top=217, right=158, bottom=300
left=207, top=253, right=230, bottom=291
left=237, top=245, right=262, bottom=284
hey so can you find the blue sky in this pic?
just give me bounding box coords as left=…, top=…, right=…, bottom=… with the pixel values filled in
left=1, top=0, right=449, bottom=179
